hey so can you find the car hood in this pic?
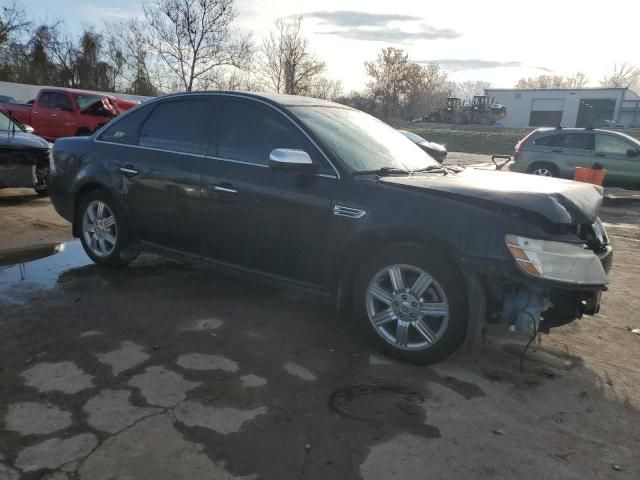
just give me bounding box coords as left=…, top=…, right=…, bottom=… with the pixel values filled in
left=419, top=141, right=446, bottom=152
left=380, top=169, right=603, bottom=225
left=0, top=131, right=49, bottom=150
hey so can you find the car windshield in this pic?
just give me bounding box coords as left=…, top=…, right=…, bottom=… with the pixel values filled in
left=291, top=106, right=439, bottom=173
left=400, top=130, right=427, bottom=144
left=76, top=95, right=103, bottom=109
left=0, top=111, right=23, bottom=131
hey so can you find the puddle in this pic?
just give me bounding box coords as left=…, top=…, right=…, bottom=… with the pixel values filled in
left=0, top=240, right=192, bottom=305
left=328, top=381, right=440, bottom=438
left=0, top=241, right=91, bottom=304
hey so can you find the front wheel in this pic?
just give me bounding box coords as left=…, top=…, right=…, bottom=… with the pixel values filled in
left=353, top=246, right=468, bottom=365
left=78, top=190, right=139, bottom=267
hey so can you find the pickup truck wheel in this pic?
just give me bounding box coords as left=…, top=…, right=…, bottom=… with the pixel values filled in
left=353, top=246, right=468, bottom=365
left=78, top=190, right=138, bottom=267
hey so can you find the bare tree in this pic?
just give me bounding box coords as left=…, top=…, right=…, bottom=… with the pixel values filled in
left=104, top=20, right=161, bottom=95
left=365, top=48, right=451, bottom=119
left=308, top=76, right=343, bottom=100
left=365, top=47, right=412, bottom=118
left=515, top=72, right=588, bottom=89
left=143, top=0, right=251, bottom=92
left=601, top=63, right=640, bottom=92
left=565, top=71, right=588, bottom=88
left=454, top=80, right=491, bottom=102
left=261, top=16, right=325, bottom=95
left=0, top=0, right=29, bottom=46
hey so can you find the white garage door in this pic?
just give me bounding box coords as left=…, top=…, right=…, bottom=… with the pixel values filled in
left=531, top=98, right=565, bottom=111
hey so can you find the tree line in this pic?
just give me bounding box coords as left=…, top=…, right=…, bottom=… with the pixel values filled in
left=0, top=0, right=637, bottom=120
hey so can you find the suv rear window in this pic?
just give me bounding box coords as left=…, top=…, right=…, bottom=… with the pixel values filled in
left=534, top=133, right=593, bottom=150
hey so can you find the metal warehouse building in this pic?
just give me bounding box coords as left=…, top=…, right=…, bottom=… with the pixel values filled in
left=484, top=87, right=640, bottom=128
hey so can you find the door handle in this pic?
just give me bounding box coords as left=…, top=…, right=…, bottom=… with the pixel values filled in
left=551, top=148, right=563, bottom=153
left=594, top=153, right=606, bottom=157
left=211, top=184, right=238, bottom=194
left=118, top=165, right=139, bottom=176
left=49, top=113, right=58, bottom=117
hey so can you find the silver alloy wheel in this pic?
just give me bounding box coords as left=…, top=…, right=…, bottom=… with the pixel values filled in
left=365, top=264, right=450, bottom=351
left=532, top=167, right=553, bottom=176
left=82, top=200, right=118, bottom=257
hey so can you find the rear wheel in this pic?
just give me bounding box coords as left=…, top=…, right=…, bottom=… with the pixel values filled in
left=528, top=163, right=559, bottom=177
left=353, top=245, right=468, bottom=365
left=78, top=190, right=138, bottom=266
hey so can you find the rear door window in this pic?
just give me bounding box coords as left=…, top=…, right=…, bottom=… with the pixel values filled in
left=532, top=135, right=556, bottom=146
left=558, top=133, right=593, bottom=150
left=98, top=104, right=154, bottom=145
left=216, top=99, right=327, bottom=171
left=595, top=134, right=632, bottom=155
left=138, top=99, right=211, bottom=155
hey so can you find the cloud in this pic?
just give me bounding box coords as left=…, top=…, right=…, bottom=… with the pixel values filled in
left=305, top=10, right=421, bottom=28
left=320, top=26, right=461, bottom=43
left=417, top=58, right=523, bottom=71
left=302, top=10, right=460, bottom=43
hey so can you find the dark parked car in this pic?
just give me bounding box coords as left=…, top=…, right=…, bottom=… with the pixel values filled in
left=0, top=110, right=51, bottom=196
left=398, top=130, right=447, bottom=163
left=48, top=92, right=612, bottom=364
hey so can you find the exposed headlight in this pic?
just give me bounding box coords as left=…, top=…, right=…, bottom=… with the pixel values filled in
left=505, top=234, right=607, bottom=285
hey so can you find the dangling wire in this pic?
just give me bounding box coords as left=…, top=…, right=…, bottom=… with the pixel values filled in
left=519, top=311, right=538, bottom=373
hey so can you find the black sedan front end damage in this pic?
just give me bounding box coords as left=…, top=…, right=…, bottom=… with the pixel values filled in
left=0, top=114, right=51, bottom=193
left=380, top=168, right=612, bottom=341
left=466, top=217, right=612, bottom=339
left=498, top=220, right=611, bottom=334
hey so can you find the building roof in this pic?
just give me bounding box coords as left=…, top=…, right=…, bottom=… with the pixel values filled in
left=485, top=87, right=629, bottom=93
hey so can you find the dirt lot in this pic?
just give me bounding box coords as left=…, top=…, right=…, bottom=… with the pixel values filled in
left=1, top=176, right=640, bottom=479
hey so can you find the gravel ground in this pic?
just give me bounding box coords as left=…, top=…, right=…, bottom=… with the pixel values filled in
left=1, top=168, right=639, bottom=480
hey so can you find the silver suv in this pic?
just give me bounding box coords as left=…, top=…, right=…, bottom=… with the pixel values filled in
left=511, top=127, right=640, bottom=188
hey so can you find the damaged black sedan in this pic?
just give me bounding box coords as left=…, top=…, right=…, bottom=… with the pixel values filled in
left=0, top=110, right=50, bottom=196
left=48, top=92, right=612, bottom=364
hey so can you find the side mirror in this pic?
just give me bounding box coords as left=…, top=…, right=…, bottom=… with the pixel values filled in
left=626, top=148, right=639, bottom=157
left=268, top=148, right=317, bottom=173
left=22, top=124, right=34, bottom=133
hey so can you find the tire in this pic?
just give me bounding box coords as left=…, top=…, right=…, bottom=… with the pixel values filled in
left=353, top=245, right=468, bottom=365
left=478, top=113, right=494, bottom=126
left=34, top=186, right=48, bottom=197
left=78, top=190, right=139, bottom=267
left=452, top=112, right=467, bottom=125
left=427, top=112, right=441, bottom=123
left=528, top=163, right=559, bottom=178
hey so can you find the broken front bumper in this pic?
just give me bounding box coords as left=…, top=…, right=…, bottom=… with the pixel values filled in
left=0, top=163, right=37, bottom=188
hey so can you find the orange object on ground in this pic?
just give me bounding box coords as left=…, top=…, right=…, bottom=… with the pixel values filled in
left=574, top=167, right=606, bottom=186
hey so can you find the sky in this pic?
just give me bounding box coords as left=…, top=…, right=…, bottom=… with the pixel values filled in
left=25, top=0, right=640, bottom=92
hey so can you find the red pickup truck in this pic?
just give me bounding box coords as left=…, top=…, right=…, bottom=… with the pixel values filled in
left=4, top=88, right=139, bottom=141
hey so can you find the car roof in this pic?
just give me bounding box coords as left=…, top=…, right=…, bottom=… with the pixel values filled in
left=40, top=87, right=111, bottom=98
left=531, top=127, right=626, bottom=136
left=528, top=127, right=640, bottom=145
left=156, top=90, right=351, bottom=109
